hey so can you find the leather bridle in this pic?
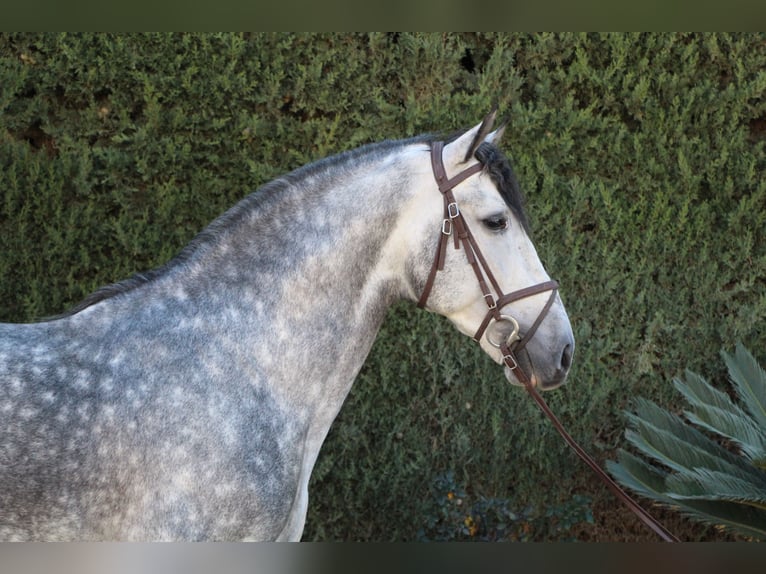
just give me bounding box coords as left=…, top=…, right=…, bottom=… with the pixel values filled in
left=417, top=141, right=559, bottom=384
left=417, top=141, right=680, bottom=542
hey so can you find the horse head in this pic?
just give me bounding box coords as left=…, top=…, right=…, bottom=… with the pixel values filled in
left=410, top=111, right=575, bottom=390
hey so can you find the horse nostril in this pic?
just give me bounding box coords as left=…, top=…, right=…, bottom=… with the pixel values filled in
left=560, top=344, right=573, bottom=371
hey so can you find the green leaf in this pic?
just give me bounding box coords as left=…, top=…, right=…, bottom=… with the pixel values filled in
left=667, top=468, right=766, bottom=510
left=683, top=406, right=766, bottom=463
left=674, top=369, right=766, bottom=461
left=662, top=498, right=766, bottom=540
left=674, top=370, right=743, bottom=418
left=723, top=343, right=766, bottom=428
left=606, top=450, right=673, bottom=504
left=624, top=399, right=761, bottom=480
left=610, top=346, right=766, bottom=541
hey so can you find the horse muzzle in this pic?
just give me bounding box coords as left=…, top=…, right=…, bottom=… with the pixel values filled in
left=487, top=316, right=574, bottom=390
left=501, top=337, right=574, bottom=391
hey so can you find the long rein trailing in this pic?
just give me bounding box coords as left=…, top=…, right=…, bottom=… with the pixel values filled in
left=420, top=140, right=680, bottom=542
left=500, top=341, right=681, bottom=543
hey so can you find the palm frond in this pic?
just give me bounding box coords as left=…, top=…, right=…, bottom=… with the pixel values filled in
left=674, top=370, right=740, bottom=416
left=608, top=344, right=766, bottom=540
left=673, top=367, right=766, bottom=461
left=606, top=450, right=673, bottom=504
left=608, top=452, right=766, bottom=540
left=666, top=468, right=766, bottom=509
left=723, top=343, right=766, bottom=428
left=683, top=407, right=766, bottom=463
left=661, top=498, right=766, bottom=540
left=624, top=399, right=760, bottom=480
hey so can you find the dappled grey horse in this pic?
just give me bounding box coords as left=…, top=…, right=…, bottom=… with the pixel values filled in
left=0, top=112, right=574, bottom=540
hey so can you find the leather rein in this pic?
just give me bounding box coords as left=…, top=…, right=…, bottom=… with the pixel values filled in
left=418, top=141, right=680, bottom=542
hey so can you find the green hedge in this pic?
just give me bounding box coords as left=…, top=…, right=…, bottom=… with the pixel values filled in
left=1, top=33, right=764, bottom=541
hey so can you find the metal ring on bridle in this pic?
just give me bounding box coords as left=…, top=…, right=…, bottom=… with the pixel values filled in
left=486, top=315, right=520, bottom=349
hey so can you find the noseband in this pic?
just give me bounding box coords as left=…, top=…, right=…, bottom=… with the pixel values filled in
left=416, top=140, right=679, bottom=542
left=417, top=140, right=558, bottom=386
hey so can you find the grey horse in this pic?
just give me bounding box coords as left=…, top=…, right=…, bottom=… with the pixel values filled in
left=0, top=112, right=574, bottom=540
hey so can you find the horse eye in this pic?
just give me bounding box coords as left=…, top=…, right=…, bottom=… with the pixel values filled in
left=482, top=216, right=509, bottom=231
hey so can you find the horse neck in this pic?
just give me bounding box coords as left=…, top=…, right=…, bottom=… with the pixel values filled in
left=148, top=147, right=425, bottom=421
left=165, top=145, right=425, bottom=366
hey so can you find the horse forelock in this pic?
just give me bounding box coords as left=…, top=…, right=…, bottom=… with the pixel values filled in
left=472, top=141, right=531, bottom=236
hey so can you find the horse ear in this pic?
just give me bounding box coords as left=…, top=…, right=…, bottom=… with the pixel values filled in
left=443, top=108, right=503, bottom=166
left=485, top=118, right=507, bottom=146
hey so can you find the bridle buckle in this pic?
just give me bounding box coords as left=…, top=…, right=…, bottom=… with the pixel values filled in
left=502, top=352, right=518, bottom=370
